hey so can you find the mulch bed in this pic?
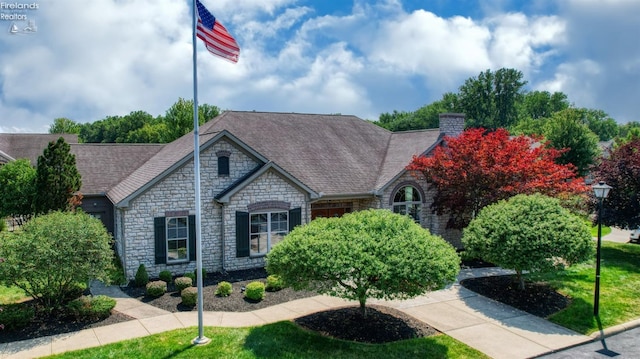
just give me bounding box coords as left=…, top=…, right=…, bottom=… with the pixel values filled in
left=460, top=275, right=571, bottom=318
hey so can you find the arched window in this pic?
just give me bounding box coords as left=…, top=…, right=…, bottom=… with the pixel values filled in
left=392, top=185, right=421, bottom=222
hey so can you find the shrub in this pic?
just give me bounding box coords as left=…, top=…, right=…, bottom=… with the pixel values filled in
left=245, top=281, right=265, bottom=301
left=183, top=272, right=196, bottom=283
left=146, top=280, right=167, bottom=297
left=265, top=275, right=284, bottom=292
left=181, top=287, right=198, bottom=307
left=0, top=211, right=114, bottom=311
left=135, top=264, right=149, bottom=287
left=0, top=218, right=6, bottom=232
left=159, top=270, right=172, bottom=284
left=215, top=281, right=232, bottom=297
left=174, top=276, right=193, bottom=292
left=66, top=295, right=116, bottom=320
left=0, top=303, right=35, bottom=331
left=194, top=267, right=207, bottom=281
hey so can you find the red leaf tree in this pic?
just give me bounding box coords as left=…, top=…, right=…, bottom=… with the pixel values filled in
left=408, top=128, right=588, bottom=229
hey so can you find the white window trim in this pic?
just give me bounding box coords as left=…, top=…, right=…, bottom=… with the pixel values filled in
left=166, top=216, right=189, bottom=264
left=250, top=210, right=289, bottom=257
left=392, top=186, right=422, bottom=222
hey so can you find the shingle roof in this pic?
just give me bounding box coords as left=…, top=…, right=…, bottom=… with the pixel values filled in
left=0, top=134, right=79, bottom=166
left=71, top=144, right=164, bottom=195
left=108, top=111, right=443, bottom=205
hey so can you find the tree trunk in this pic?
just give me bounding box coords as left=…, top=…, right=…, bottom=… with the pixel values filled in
left=359, top=297, right=367, bottom=318
left=516, top=269, right=525, bottom=291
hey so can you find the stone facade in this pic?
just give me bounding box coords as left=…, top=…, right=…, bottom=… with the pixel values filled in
left=438, top=113, right=465, bottom=138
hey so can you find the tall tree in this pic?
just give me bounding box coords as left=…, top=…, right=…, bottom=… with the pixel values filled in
left=49, top=118, right=81, bottom=134
left=581, top=108, right=618, bottom=141
left=457, top=68, right=526, bottom=129
left=160, top=98, right=220, bottom=141
left=35, top=138, right=82, bottom=214
left=543, top=109, right=601, bottom=176
left=0, top=159, right=36, bottom=222
left=408, top=128, right=588, bottom=229
left=591, top=138, right=640, bottom=228
left=377, top=93, right=459, bottom=132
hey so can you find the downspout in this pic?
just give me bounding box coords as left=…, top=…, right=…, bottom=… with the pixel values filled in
left=219, top=202, right=226, bottom=273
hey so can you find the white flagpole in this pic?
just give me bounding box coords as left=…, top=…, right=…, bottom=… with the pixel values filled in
left=191, top=0, right=209, bottom=345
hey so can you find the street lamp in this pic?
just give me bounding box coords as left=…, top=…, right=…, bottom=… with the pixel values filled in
left=593, top=181, right=612, bottom=317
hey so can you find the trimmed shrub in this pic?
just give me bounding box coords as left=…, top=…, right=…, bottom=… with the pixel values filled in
left=265, top=275, right=284, bottom=292
left=135, top=264, right=149, bottom=287
left=66, top=295, right=116, bottom=320
left=215, top=281, right=232, bottom=297
left=181, top=287, right=198, bottom=307
left=245, top=281, right=265, bottom=301
left=174, top=276, right=193, bottom=292
left=159, top=270, right=172, bottom=284
left=146, top=280, right=167, bottom=297
left=0, top=303, right=35, bottom=331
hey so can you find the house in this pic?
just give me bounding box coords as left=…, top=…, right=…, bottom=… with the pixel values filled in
left=1, top=112, right=465, bottom=279
left=106, top=111, right=465, bottom=279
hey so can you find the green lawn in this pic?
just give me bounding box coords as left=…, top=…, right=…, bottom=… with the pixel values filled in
left=532, top=241, right=640, bottom=334
left=45, top=322, right=489, bottom=359
left=0, top=285, right=26, bottom=305
left=590, top=225, right=612, bottom=237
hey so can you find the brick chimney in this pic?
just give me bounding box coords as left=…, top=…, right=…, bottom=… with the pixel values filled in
left=439, top=113, right=465, bottom=138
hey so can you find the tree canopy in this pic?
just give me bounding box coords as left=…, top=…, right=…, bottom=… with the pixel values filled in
left=462, top=194, right=594, bottom=290
left=0, top=159, right=36, bottom=220
left=591, top=138, right=640, bottom=229
left=266, top=209, right=460, bottom=318
left=408, top=128, right=588, bottom=229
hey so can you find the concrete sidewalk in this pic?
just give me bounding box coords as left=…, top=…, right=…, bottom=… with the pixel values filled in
left=0, top=267, right=595, bottom=359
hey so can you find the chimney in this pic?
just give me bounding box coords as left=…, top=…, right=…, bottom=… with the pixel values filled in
left=439, top=113, right=465, bottom=138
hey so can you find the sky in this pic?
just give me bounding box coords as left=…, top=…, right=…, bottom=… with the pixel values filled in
left=1, top=0, right=639, bottom=133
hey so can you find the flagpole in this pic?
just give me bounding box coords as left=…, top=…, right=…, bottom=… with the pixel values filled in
left=191, top=0, right=209, bottom=345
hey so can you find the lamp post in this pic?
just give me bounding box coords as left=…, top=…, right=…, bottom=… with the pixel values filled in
left=593, top=181, right=612, bottom=317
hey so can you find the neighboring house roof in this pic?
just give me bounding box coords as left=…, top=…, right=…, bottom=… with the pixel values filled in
left=71, top=144, right=164, bottom=196
left=0, top=149, right=14, bottom=164
left=109, top=111, right=445, bottom=206
left=0, top=134, right=79, bottom=166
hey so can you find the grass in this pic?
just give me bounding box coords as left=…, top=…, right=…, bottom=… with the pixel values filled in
left=0, top=285, right=26, bottom=305
left=531, top=241, right=640, bottom=334
left=45, top=321, right=489, bottom=359
left=590, top=225, right=612, bottom=237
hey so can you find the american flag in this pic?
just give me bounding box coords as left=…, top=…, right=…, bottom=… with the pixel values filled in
left=196, top=0, right=240, bottom=63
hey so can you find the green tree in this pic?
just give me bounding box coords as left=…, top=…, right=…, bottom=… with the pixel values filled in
left=125, top=122, right=171, bottom=143
left=377, top=93, right=459, bottom=132
left=49, top=118, right=81, bottom=134
left=462, top=194, right=594, bottom=290
left=160, top=98, right=220, bottom=141
left=457, top=68, right=527, bottom=129
left=35, top=137, right=82, bottom=214
left=543, top=109, right=600, bottom=176
left=518, top=90, right=569, bottom=121
left=0, top=159, right=36, bottom=224
left=266, top=209, right=460, bottom=318
left=581, top=108, right=618, bottom=141
left=0, top=211, right=114, bottom=310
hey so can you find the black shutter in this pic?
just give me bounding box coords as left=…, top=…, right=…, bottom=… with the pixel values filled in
left=188, top=215, right=196, bottom=261
left=289, top=207, right=302, bottom=231
left=236, top=211, right=249, bottom=257
left=154, top=217, right=166, bottom=264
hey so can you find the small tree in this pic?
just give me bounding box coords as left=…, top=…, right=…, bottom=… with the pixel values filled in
left=0, top=211, right=114, bottom=310
left=462, top=194, right=594, bottom=290
left=266, top=209, right=460, bottom=318
left=35, top=137, right=82, bottom=214
left=0, top=159, right=36, bottom=224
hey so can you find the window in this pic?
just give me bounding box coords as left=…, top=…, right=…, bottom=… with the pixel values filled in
left=250, top=211, right=288, bottom=256
left=167, top=217, right=189, bottom=263
left=392, top=185, right=422, bottom=222
left=218, top=156, right=230, bottom=176
left=236, top=208, right=301, bottom=257
left=154, top=215, right=195, bottom=265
